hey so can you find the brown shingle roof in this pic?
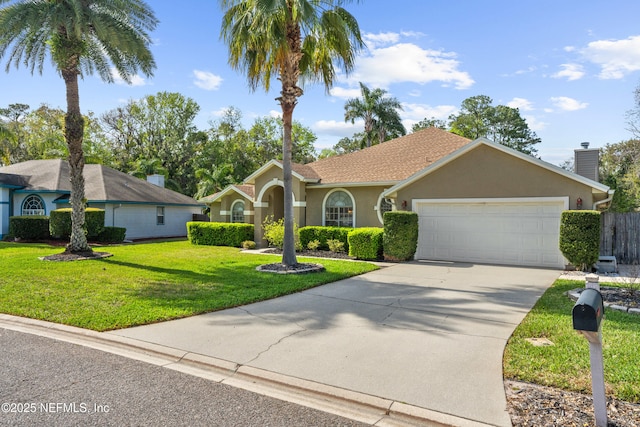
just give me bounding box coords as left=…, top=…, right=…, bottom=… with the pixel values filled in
left=299, top=127, right=471, bottom=184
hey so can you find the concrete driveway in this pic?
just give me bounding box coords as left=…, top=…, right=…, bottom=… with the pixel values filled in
left=108, top=261, right=560, bottom=426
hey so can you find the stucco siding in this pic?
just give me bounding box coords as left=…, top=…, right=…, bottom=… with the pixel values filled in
left=305, top=186, right=389, bottom=228
left=397, top=145, right=596, bottom=208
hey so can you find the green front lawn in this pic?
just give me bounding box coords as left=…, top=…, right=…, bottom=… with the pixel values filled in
left=504, top=279, right=640, bottom=403
left=0, top=241, right=377, bottom=331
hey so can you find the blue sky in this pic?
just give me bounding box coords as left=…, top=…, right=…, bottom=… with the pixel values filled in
left=2, top=0, right=640, bottom=165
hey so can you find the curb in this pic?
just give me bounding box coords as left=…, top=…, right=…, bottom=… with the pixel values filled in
left=0, top=314, right=492, bottom=427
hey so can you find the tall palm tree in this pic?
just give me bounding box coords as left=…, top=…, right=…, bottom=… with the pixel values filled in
left=220, top=0, right=364, bottom=267
left=0, top=0, right=157, bottom=253
left=344, top=82, right=406, bottom=148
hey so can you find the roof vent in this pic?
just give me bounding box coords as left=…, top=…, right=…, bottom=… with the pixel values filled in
left=581, top=142, right=590, bottom=149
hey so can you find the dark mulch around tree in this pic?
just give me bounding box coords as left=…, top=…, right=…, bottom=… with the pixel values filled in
left=256, top=262, right=325, bottom=274
left=39, top=250, right=112, bottom=262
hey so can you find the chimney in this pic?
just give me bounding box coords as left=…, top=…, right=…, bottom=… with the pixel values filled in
left=147, top=174, right=165, bottom=188
left=574, top=142, right=599, bottom=182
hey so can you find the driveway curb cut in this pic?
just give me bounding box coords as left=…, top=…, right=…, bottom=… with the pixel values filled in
left=0, top=314, right=491, bottom=427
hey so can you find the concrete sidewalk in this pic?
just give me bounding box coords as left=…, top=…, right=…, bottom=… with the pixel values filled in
left=103, top=261, right=559, bottom=426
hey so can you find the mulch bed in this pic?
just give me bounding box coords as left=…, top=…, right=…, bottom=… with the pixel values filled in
left=39, top=250, right=112, bottom=261
left=262, top=248, right=356, bottom=260
left=506, top=380, right=640, bottom=426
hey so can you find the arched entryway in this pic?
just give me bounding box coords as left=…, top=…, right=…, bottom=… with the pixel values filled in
left=254, top=180, right=305, bottom=247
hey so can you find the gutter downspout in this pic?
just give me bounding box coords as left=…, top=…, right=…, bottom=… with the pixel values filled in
left=593, top=190, right=615, bottom=211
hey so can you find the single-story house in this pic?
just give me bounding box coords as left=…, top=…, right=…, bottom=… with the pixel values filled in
left=203, top=127, right=612, bottom=269
left=0, top=159, right=204, bottom=240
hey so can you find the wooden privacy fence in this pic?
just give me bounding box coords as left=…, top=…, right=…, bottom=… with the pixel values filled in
left=600, top=212, right=640, bottom=264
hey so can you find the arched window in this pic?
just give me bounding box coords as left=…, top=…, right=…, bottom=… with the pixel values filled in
left=379, top=198, right=393, bottom=220
left=21, top=195, right=45, bottom=216
left=324, top=190, right=354, bottom=227
left=231, top=200, right=245, bottom=223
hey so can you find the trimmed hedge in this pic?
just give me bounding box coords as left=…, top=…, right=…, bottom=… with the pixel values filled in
left=9, top=216, right=50, bottom=240
left=348, top=227, right=384, bottom=260
left=187, top=222, right=254, bottom=247
left=559, top=210, right=601, bottom=271
left=49, top=208, right=105, bottom=240
left=299, top=226, right=352, bottom=251
left=98, top=226, right=127, bottom=243
left=383, top=211, right=418, bottom=261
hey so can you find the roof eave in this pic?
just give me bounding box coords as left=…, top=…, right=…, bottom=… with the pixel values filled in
left=307, top=180, right=399, bottom=189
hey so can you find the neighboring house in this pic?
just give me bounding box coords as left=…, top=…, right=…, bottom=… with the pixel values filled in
left=203, top=127, right=613, bottom=269
left=0, top=159, right=204, bottom=240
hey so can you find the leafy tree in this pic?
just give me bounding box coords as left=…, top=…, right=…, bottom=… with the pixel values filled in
left=332, top=133, right=363, bottom=155
left=449, top=95, right=540, bottom=156
left=220, top=0, right=364, bottom=267
left=100, top=92, right=201, bottom=195
left=1, top=103, right=111, bottom=166
left=249, top=116, right=317, bottom=164
left=0, top=103, right=28, bottom=165
left=0, top=0, right=157, bottom=253
left=599, top=139, right=640, bottom=212
left=344, top=82, right=406, bottom=148
left=411, top=117, right=447, bottom=133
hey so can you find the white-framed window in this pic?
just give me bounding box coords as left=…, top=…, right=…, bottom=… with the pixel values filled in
left=379, top=198, right=392, bottom=218
left=21, top=194, right=45, bottom=216
left=375, top=192, right=394, bottom=224
left=231, top=200, right=245, bottom=223
left=324, top=190, right=354, bottom=227
left=157, top=206, right=165, bottom=225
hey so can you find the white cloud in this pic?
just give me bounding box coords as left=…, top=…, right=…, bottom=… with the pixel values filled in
left=269, top=110, right=282, bottom=118
left=347, top=43, right=474, bottom=90
left=193, top=69, right=223, bottom=90
left=401, top=103, right=457, bottom=121
left=552, top=63, right=585, bottom=81
left=582, top=35, right=640, bottom=79
left=329, top=86, right=362, bottom=99
left=550, top=96, right=588, bottom=111
left=363, top=32, right=400, bottom=48
left=507, top=97, right=534, bottom=111
left=522, top=115, right=548, bottom=132
left=313, top=120, right=360, bottom=137
left=110, top=68, right=146, bottom=86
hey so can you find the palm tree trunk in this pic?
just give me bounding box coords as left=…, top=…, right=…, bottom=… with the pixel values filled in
left=62, top=68, right=91, bottom=253
left=281, top=106, right=297, bottom=267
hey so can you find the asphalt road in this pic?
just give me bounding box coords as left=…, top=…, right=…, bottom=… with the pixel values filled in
left=0, top=328, right=366, bottom=427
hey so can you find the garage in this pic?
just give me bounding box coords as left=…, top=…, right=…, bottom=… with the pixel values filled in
left=414, top=197, right=567, bottom=268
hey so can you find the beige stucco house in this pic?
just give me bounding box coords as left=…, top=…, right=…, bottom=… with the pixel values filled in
left=203, top=127, right=612, bottom=269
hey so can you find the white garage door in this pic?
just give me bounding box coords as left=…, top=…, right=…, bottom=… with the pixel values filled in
left=415, top=198, right=567, bottom=268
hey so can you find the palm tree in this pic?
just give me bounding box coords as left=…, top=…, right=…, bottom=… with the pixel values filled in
left=220, top=0, right=364, bottom=267
left=344, top=82, right=406, bottom=148
left=0, top=0, right=157, bottom=253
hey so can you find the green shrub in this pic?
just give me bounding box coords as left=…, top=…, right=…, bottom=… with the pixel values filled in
left=383, top=211, right=418, bottom=261
left=98, top=226, right=126, bottom=243
left=187, top=222, right=254, bottom=247
left=559, top=210, right=601, bottom=271
left=327, top=239, right=345, bottom=253
left=307, top=239, right=321, bottom=251
left=49, top=208, right=104, bottom=240
left=348, top=227, right=384, bottom=260
left=242, top=240, right=256, bottom=250
left=9, top=216, right=50, bottom=240
left=299, top=226, right=352, bottom=251
left=262, top=216, right=301, bottom=250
